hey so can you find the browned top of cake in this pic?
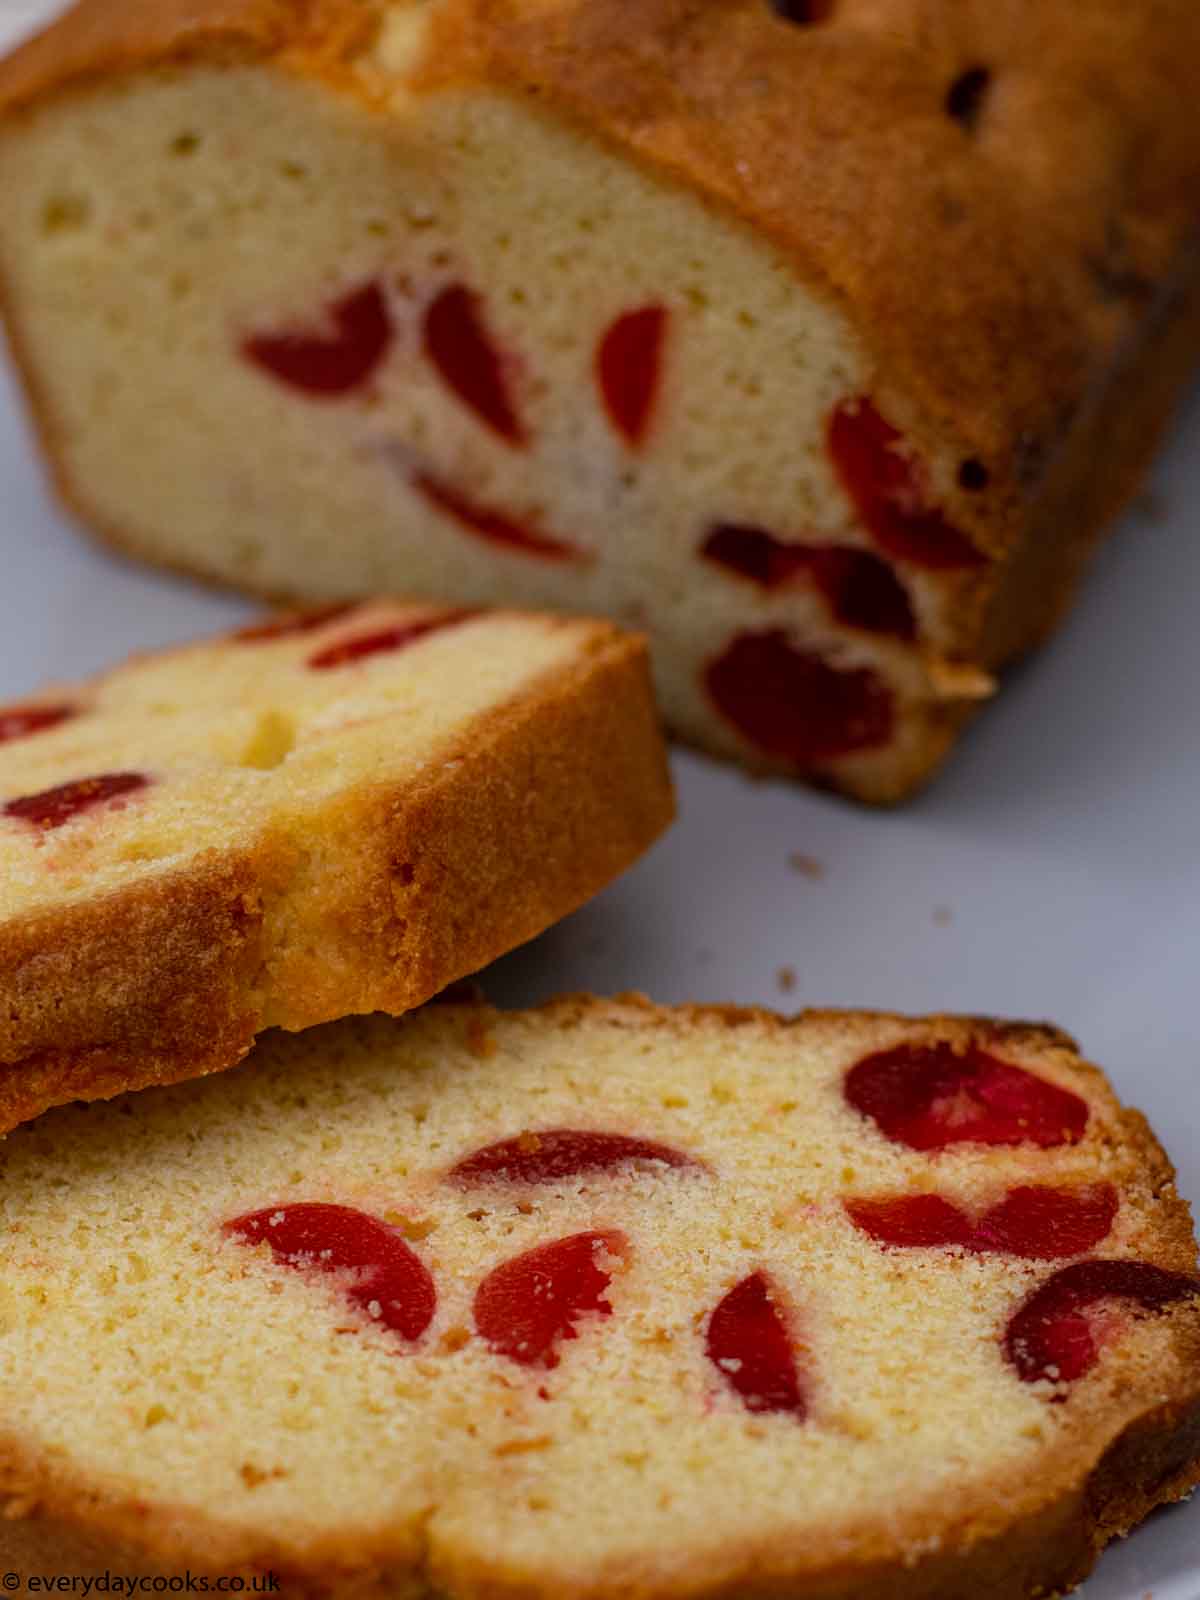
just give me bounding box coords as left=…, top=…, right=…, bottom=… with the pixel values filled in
left=3, top=0, right=1200, bottom=512
left=427, top=0, right=1200, bottom=483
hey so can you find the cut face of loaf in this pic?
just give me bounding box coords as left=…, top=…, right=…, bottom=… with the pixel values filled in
left=3, top=3, right=1199, bottom=802
left=0, top=999, right=1196, bottom=1598
left=0, top=601, right=672, bottom=1132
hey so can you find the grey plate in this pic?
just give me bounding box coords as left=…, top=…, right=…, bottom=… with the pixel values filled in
left=0, top=3, right=1197, bottom=1592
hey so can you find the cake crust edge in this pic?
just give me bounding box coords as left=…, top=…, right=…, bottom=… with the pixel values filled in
left=0, top=627, right=674, bottom=1134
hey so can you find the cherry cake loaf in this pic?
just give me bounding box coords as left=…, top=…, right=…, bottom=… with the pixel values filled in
left=0, top=602, right=671, bottom=1134
left=0, top=997, right=1196, bottom=1598
left=3, top=3, right=1200, bottom=800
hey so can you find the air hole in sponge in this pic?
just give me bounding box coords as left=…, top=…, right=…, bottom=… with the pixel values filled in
left=957, top=458, right=990, bottom=492
left=946, top=67, right=991, bottom=131
left=239, top=710, right=296, bottom=770
left=170, top=132, right=200, bottom=157
left=769, top=0, right=836, bottom=22
left=41, top=195, right=91, bottom=235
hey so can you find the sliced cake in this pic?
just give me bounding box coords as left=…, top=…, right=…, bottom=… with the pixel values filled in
left=0, top=604, right=672, bottom=1132
left=0, top=998, right=1195, bottom=1597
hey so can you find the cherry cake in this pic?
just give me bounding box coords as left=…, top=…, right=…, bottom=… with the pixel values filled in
left=0, top=998, right=1195, bottom=1597
left=2, top=2, right=1199, bottom=800
left=0, top=602, right=671, bottom=1133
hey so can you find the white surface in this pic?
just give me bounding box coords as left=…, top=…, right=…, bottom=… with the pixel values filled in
left=0, top=3, right=1198, bottom=1595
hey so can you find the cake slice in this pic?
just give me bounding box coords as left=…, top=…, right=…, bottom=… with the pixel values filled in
left=2, top=1, right=1200, bottom=801
left=0, top=603, right=671, bottom=1132
left=0, top=998, right=1195, bottom=1598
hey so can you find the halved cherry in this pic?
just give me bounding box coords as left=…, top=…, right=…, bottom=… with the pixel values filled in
left=846, top=1184, right=1117, bottom=1259
left=450, top=1129, right=700, bottom=1186
left=307, top=608, right=479, bottom=669
left=1004, top=1259, right=1199, bottom=1385
left=844, top=1042, right=1089, bottom=1151
left=807, top=547, right=916, bottom=640
left=701, top=525, right=914, bottom=640
left=829, top=398, right=983, bottom=569
left=235, top=604, right=358, bottom=643
left=474, top=1230, right=627, bottom=1368
left=413, top=471, right=585, bottom=562
left=597, top=306, right=668, bottom=448
left=705, top=629, right=893, bottom=765
left=0, top=704, right=77, bottom=745
left=242, top=282, right=393, bottom=396
left=423, top=284, right=527, bottom=446
left=225, top=1202, right=436, bottom=1344
left=845, top=1194, right=975, bottom=1250
left=705, top=1271, right=807, bottom=1417
left=975, top=1185, right=1118, bottom=1260
left=4, top=772, right=149, bottom=831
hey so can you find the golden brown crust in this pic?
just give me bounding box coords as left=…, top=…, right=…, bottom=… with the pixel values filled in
left=0, top=849, right=269, bottom=1133
left=979, top=231, right=1200, bottom=669
left=257, top=626, right=674, bottom=1030
left=0, top=0, right=381, bottom=113
left=5, top=1395, right=1199, bottom=1600
left=0, top=626, right=673, bottom=1134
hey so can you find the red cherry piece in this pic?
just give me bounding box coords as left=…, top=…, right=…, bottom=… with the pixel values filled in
left=845, top=1194, right=976, bottom=1249
left=844, top=1042, right=1089, bottom=1151
left=0, top=704, right=76, bottom=745
left=807, top=547, right=916, bottom=640
left=829, top=398, right=984, bottom=569
left=705, top=1271, right=806, bottom=1417
left=450, top=1129, right=699, bottom=1187
left=5, top=772, right=149, bottom=831
left=474, top=1230, right=626, bottom=1369
left=701, top=525, right=914, bottom=640
left=235, top=604, right=358, bottom=643
left=975, top=1185, right=1118, bottom=1260
left=242, top=282, right=393, bottom=396
left=423, top=284, right=527, bottom=446
left=413, top=471, right=584, bottom=562
left=225, top=1202, right=436, bottom=1344
left=597, top=306, right=668, bottom=448
left=701, top=523, right=808, bottom=588
left=1004, top=1259, right=1199, bottom=1385
left=307, top=609, right=479, bottom=670
left=846, top=1184, right=1117, bottom=1259
left=705, top=629, right=893, bottom=765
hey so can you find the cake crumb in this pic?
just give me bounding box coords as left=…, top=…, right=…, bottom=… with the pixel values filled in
left=776, top=965, right=797, bottom=994
left=932, top=906, right=953, bottom=927
left=384, top=1212, right=436, bottom=1241
left=787, top=852, right=825, bottom=880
